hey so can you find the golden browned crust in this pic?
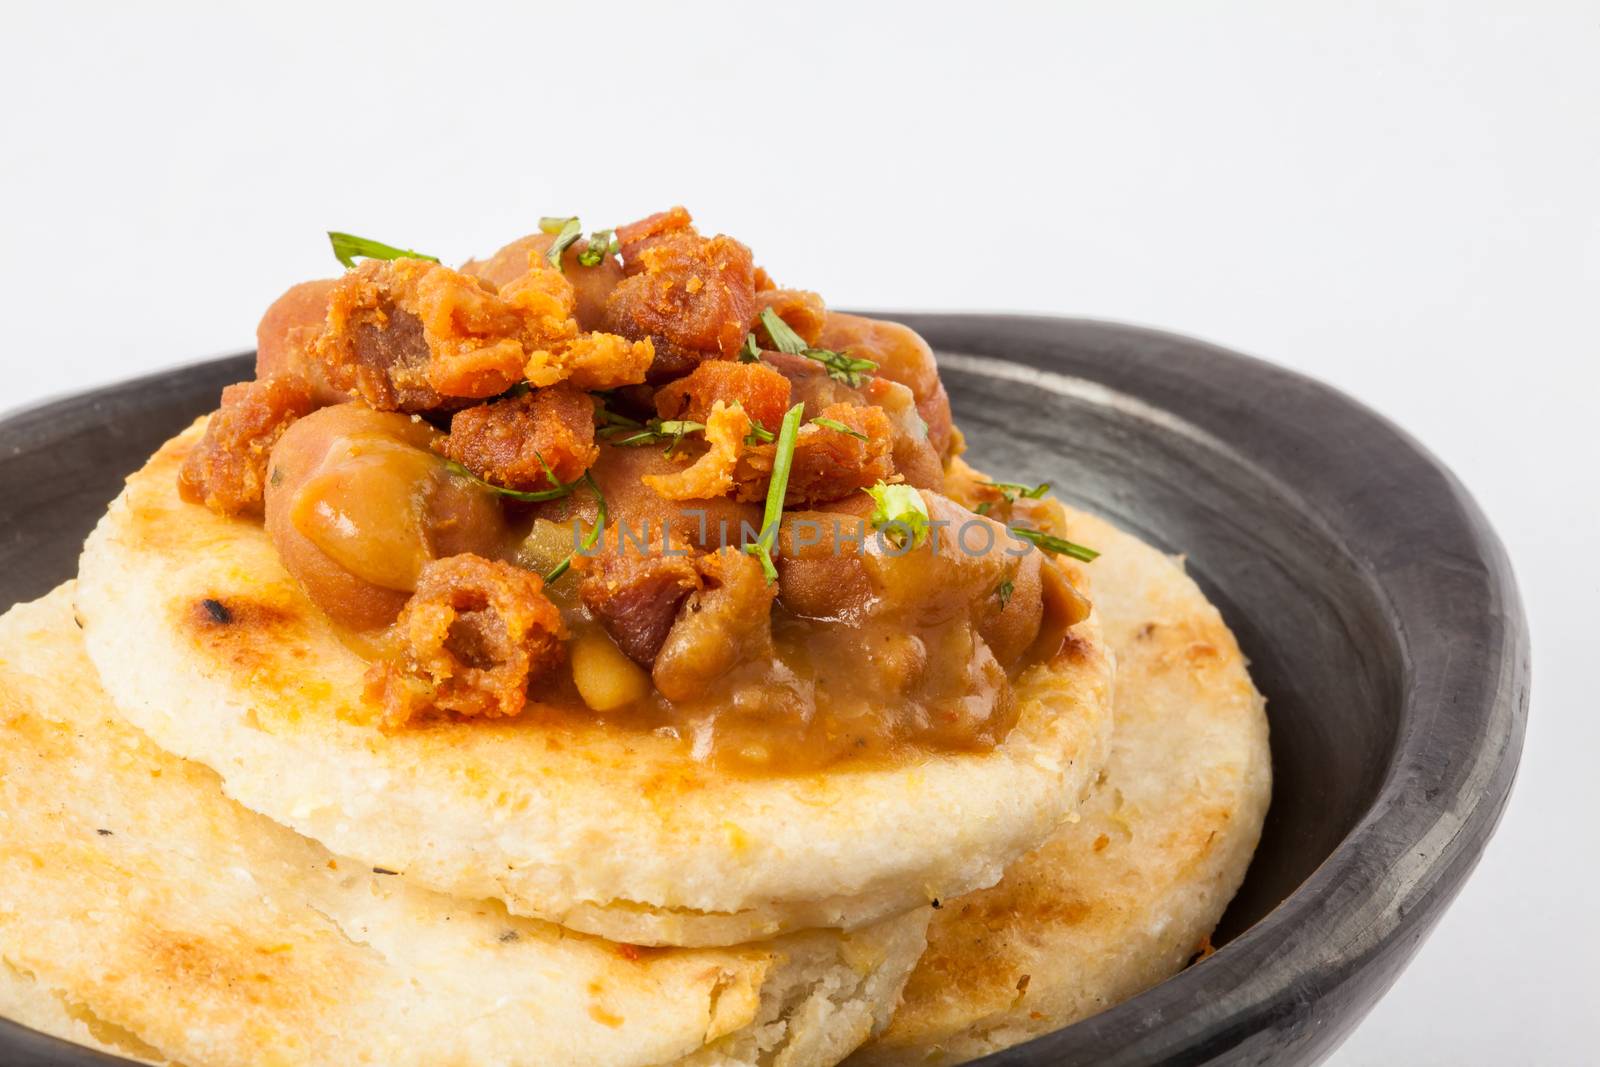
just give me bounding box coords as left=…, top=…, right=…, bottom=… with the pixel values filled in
left=605, top=208, right=760, bottom=379
left=315, top=259, right=541, bottom=410
left=0, top=586, right=933, bottom=1067
left=641, top=401, right=752, bottom=501
left=437, top=385, right=599, bottom=491
left=725, top=403, right=896, bottom=507
left=654, top=360, right=794, bottom=431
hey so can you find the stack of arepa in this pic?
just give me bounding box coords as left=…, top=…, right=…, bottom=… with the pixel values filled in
left=0, top=426, right=1269, bottom=1065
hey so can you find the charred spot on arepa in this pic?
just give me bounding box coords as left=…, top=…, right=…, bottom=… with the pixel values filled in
left=183, top=593, right=297, bottom=636
left=175, top=591, right=317, bottom=694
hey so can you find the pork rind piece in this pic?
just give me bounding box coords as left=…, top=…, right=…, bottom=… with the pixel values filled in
left=604, top=207, right=760, bottom=379
left=365, top=554, right=566, bottom=728
left=733, top=402, right=896, bottom=506
left=314, top=259, right=549, bottom=411
left=315, top=259, right=653, bottom=412
left=641, top=401, right=753, bottom=501
left=437, top=385, right=599, bottom=492
left=524, top=330, right=654, bottom=392
left=654, top=360, right=793, bottom=431
left=177, top=375, right=315, bottom=516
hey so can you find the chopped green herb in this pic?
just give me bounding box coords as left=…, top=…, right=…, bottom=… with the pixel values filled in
left=604, top=418, right=706, bottom=449
left=327, top=232, right=439, bottom=270
left=803, top=347, right=877, bottom=388
left=544, top=473, right=607, bottom=583
left=746, top=403, right=805, bottom=582
left=975, top=500, right=993, bottom=516
left=810, top=416, right=869, bottom=441
left=545, top=217, right=584, bottom=270
left=443, top=459, right=575, bottom=503
left=745, top=421, right=776, bottom=445
left=1009, top=525, right=1100, bottom=562
left=758, top=307, right=809, bottom=355
left=740, top=332, right=763, bottom=363
left=538, top=216, right=575, bottom=234
left=577, top=229, right=619, bottom=267
left=756, top=307, right=877, bottom=386
left=864, top=481, right=931, bottom=550
left=994, top=579, right=1015, bottom=609
left=984, top=479, right=1051, bottom=502
left=594, top=404, right=643, bottom=432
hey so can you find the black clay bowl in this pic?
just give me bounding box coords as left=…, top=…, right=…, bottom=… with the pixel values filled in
left=0, top=316, right=1528, bottom=1066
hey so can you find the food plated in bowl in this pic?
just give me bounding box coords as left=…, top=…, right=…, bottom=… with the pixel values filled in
left=75, top=208, right=1120, bottom=951
left=0, top=209, right=1526, bottom=1066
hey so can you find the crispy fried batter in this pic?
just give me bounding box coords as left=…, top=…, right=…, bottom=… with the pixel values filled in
left=316, top=259, right=651, bottom=411
left=579, top=550, right=702, bottom=666
left=640, top=401, right=752, bottom=501
left=755, top=289, right=827, bottom=347
left=732, top=402, right=896, bottom=506
left=604, top=208, right=759, bottom=379
left=615, top=206, right=694, bottom=268
left=177, top=376, right=316, bottom=517
left=314, top=260, right=544, bottom=411
left=526, top=331, right=654, bottom=392
left=653, top=361, right=793, bottom=431
left=652, top=548, right=777, bottom=702
left=436, top=385, right=599, bottom=492
left=365, top=554, right=566, bottom=728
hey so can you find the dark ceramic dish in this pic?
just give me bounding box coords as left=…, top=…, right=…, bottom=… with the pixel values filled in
left=0, top=317, right=1528, bottom=1066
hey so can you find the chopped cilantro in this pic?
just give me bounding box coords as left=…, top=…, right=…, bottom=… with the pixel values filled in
left=1009, top=525, right=1100, bottom=562
left=543, top=473, right=607, bottom=583
left=544, top=216, right=584, bottom=270
left=811, top=416, right=869, bottom=441
left=327, top=232, right=439, bottom=270
left=864, top=481, right=930, bottom=550
left=746, top=403, right=806, bottom=582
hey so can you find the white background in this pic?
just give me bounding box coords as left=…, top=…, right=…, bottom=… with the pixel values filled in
left=2, top=3, right=1595, bottom=1063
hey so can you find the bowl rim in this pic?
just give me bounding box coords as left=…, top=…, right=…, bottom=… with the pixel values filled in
left=0, top=315, right=1529, bottom=1066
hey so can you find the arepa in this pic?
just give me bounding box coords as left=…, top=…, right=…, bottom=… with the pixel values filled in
left=0, top=585, right=930, bottom=1067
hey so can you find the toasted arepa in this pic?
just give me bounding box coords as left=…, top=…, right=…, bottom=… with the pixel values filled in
left=850, top=508, right=1272, bottom=1064
left=0, top=585, right=930, bottom=1067
left=0, top=960, right=163, bottom=1064
left=74, top=423, right=1114, bottom=947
